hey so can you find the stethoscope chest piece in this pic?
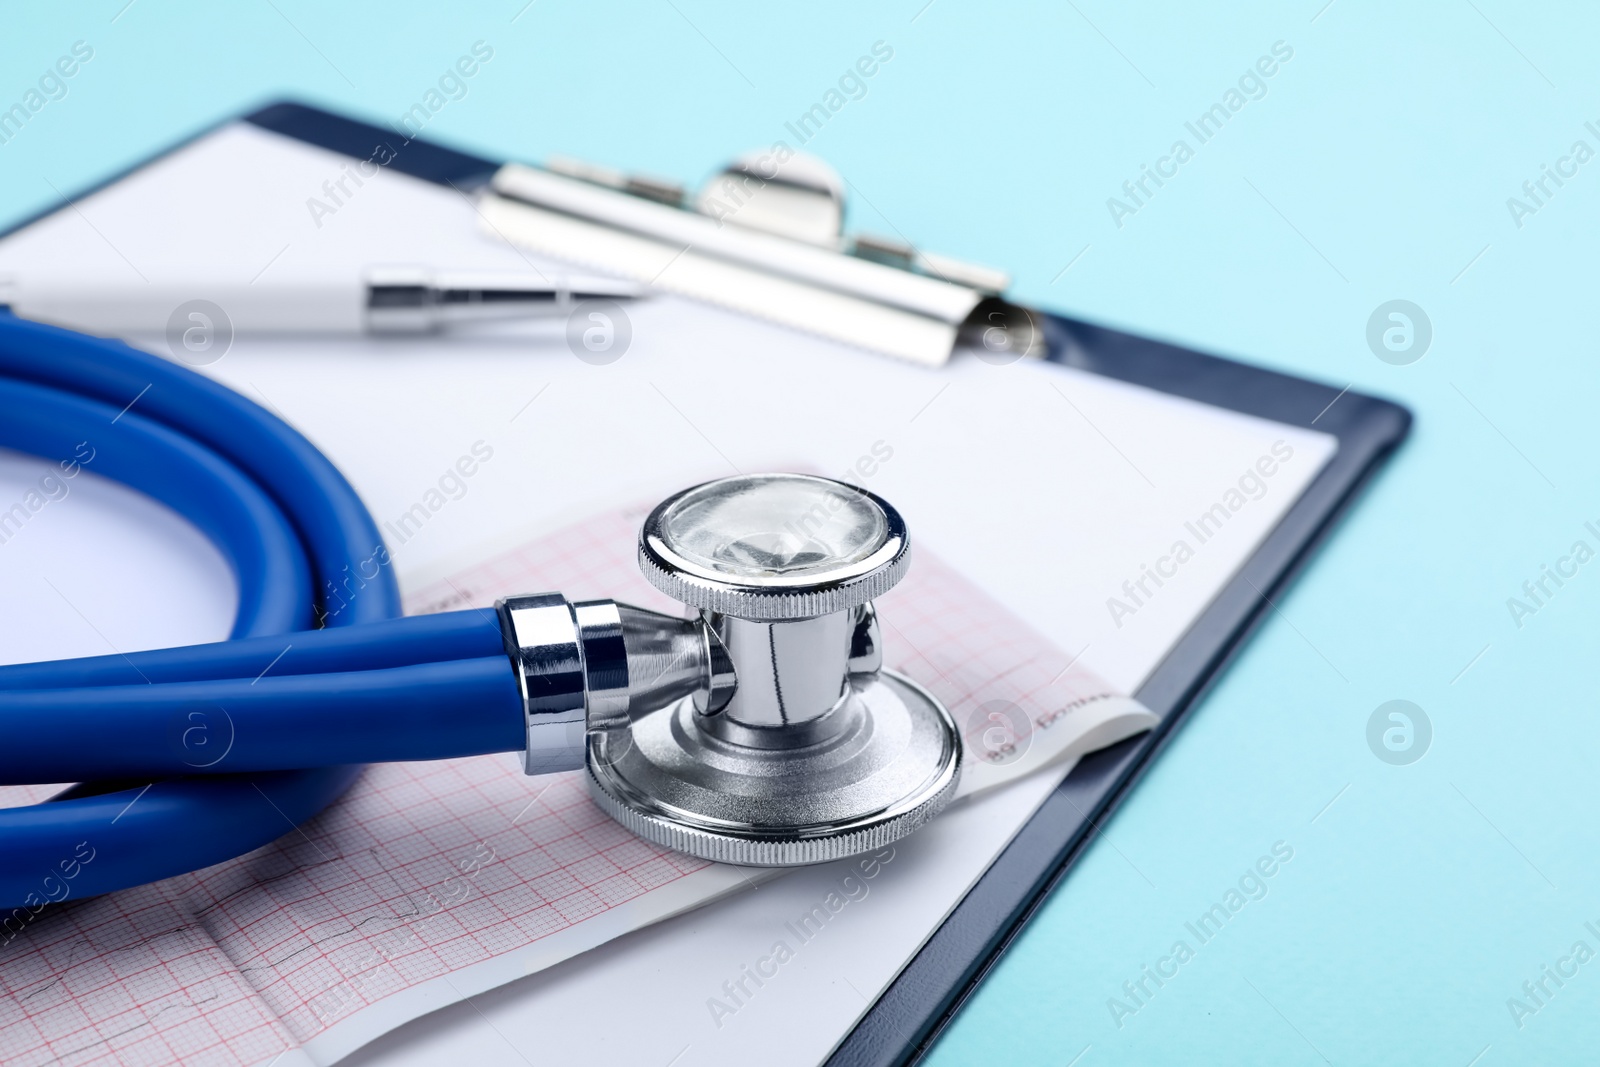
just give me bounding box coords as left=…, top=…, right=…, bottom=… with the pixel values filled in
left=587, top=473, right=962, bottom=866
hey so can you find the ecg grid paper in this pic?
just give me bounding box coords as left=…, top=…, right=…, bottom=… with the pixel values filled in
left=0, top=500, right=1127, bottom=1067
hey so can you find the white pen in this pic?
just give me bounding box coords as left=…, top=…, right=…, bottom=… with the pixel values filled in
left=0, top=266, right=641, bottom=337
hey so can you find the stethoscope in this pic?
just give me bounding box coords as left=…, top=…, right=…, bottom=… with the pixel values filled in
left=0, top=313, right=961, bottom=910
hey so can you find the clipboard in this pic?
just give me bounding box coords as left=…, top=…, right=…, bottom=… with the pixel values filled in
left=0, top=101, right=1410, bottom=1067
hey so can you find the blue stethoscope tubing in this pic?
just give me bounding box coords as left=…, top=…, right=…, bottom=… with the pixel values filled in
left=0, top=313, right=522, bottom=912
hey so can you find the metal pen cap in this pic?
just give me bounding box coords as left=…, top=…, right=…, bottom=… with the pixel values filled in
left=364, top=266, right=640, bottom=333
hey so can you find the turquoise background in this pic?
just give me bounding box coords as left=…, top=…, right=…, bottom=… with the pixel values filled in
left=4, top=2, right=1598, bottom=1063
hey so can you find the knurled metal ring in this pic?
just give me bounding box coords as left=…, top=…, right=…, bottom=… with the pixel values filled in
left=637, top=474, right=911, bottom=621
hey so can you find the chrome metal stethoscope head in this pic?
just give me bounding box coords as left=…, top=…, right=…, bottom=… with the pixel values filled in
left=498, top=473, right=962, bottom=866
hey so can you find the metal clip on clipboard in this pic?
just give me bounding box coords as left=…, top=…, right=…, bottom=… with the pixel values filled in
left=477, top=151, right=1045, bottom=366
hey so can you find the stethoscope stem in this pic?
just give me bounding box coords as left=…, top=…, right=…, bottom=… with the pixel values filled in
left=0, top=607, right=502, bottom=690
left=0, top=610, right=524, bottom=785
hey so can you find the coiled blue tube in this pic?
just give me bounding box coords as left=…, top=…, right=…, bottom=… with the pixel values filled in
left=0, top=314, right=523, bottom=912
left=0, top=376, right=311, bottom=639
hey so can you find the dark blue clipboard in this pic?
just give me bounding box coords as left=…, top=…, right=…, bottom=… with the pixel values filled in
left=3, top=101, right=1411, bottom=1067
